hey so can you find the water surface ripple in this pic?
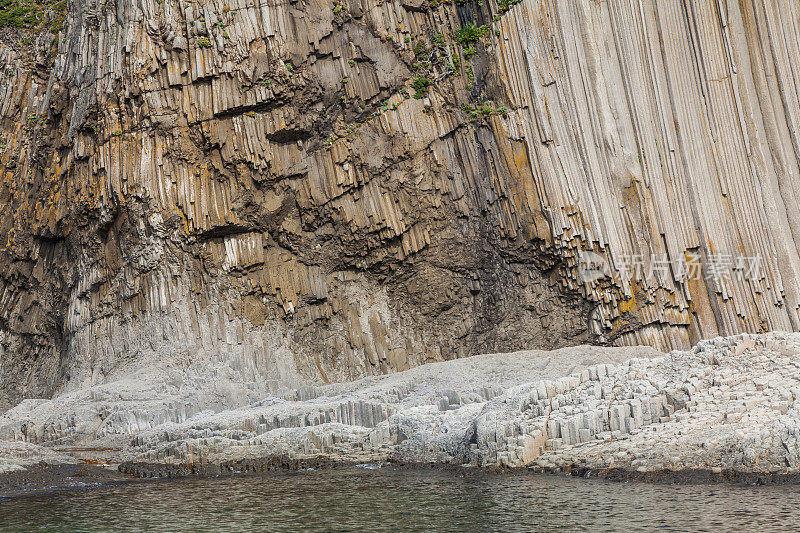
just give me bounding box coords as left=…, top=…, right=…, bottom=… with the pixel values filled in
left=1, top=466, right=798, bottom=532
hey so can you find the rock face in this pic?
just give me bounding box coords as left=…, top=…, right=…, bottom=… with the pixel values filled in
left=5, top=332, right=800, bottom=479
left=117, top=332, right=800, bottom=476
left=0, top=340, right=665, bottom=469
left=0, top=441, right=77, bottom=474
left=2, top=0, right=800, bottom=409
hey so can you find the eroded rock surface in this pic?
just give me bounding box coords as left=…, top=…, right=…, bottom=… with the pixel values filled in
left=0, top=441, right=77, bottom=474
left=5, top=334, right=800, bottom=479
left=111, top=333, right=800, bottom=476
left=3, top=0, right=800, bottom=410
left=107, top=333, right=800, bottom=476
left=0, top=343, right=661, bottom=453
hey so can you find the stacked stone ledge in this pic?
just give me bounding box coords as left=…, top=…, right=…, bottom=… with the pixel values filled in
left=5, top=334, right=800, bottom=476
left=103, top=333, right=800, bottom=473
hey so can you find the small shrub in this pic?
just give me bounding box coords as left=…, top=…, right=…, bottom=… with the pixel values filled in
left=411, top=76, right=432, bottom=99
left=413, top=40, right=429, bottom=62
left=462, top=102, right=510, bottom=120
left=498, top=0, right=522, bottom=13
left=455, top=23, right=487, bottom=44
left=198, top=37, right=212, bottom=48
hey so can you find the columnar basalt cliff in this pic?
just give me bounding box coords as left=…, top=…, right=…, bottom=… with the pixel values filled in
left=1, top=0, right=799, bottom=410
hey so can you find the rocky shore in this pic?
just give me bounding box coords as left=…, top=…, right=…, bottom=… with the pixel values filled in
left=4, top=333, right=800, bottom=493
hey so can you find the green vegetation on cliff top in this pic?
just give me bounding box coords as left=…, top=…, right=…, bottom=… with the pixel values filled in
left=0, top=0, right=66, bottom=33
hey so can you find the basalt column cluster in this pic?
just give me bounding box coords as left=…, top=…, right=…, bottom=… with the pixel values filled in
left=0, top=0, right=798, bottom=408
